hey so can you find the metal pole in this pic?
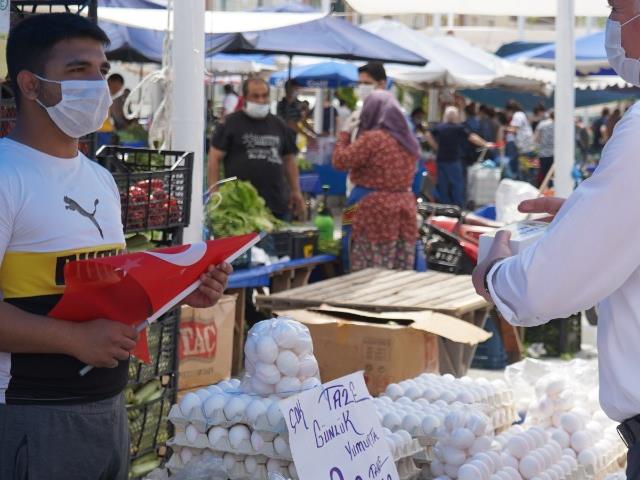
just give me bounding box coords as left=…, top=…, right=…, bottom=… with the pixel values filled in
left=554, top=0, right=576, bottom=197
left=88, top=0, right=98, bottom=23
left=433, top=13, right=442, bottom=36
left=171, top=0, right=206, bottom=243
left=517, top=16, right=526, bottom=41
left=447, top=12, right=454, bottom=28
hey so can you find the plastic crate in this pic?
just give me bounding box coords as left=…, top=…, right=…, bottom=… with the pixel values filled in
left=128, top=309, right=179, bottom=386
left=291, top=230, right=318, bottom=259
left=258, top=231, right=294, bottom=259
left=471, top=312, right=508, bottom=370
left=525, top=314, right=582, bottom=357
left=96, top=146, right=193, bottom=234
left=127, top=378, right=175, bottom=459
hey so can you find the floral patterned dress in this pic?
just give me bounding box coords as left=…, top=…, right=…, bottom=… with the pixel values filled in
left=333, top=130, right=417, bottom=271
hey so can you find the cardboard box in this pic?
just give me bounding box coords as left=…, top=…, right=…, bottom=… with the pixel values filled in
left=277, top=306, right=491, bottom=396
left=478, top=220, right=548, bottom=263
left=178, top=294, right=236, bottom=391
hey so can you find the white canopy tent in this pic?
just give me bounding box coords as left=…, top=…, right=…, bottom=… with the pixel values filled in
left=346, top=0, right=607, bottom=17
left=362, top=20, right=555, bottom=94
left=95, top=7, right=326, bottom=33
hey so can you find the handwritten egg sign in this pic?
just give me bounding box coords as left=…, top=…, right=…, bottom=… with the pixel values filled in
left=279, top=371, right=399, bottom=480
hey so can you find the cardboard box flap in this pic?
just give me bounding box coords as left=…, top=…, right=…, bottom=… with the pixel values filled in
left=279, top=306, right=491, bottom=345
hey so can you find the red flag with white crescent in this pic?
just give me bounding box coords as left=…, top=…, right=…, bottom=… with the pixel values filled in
left=48, top=233, right=259, bottom=363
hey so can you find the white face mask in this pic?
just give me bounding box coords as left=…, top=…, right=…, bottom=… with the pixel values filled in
left=35, top=75, right=112, bottom=138
left=357, top=84, right=375, bottom=101
left=245, top=101, right=270, bottom=119
left=605, top=15, right=640, bottom=86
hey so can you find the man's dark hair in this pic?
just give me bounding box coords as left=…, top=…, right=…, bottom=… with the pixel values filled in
left=242, top=77, right=269, bottom=97
left=108, top=73, right=124, bottom=85
left=358, top=62, right=387, bottom=82
left=602, top=107, right=610, bottom=117
left=505, top=100, right=523, bottom=113
left=411, top=107, right=424, bottom=118
left=464, top=102, right=477, bottom=117
left=7, top=13, right=110, bottom=109
left=533, top=102, right=547, bottom=115
left=224, top=83, right=235, bottom=95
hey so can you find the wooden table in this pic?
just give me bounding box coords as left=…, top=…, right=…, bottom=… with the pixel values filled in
left=256, top=268, right=491, bottom=377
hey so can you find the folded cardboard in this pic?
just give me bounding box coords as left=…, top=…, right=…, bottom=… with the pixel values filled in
left=478, top=220, right=548, bottom=263
left=276, top=306, right=491, bottom=395
left=178, top=294, right=236, bottom=391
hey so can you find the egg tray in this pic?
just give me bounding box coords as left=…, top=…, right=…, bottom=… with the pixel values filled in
left=168, top=430, right=293, bottom=461
left=393, top=438, right=424, bottom=463
left=591, top=453, right=628, bottom=480
left=166, top=448, right=296, bottom=480
left=169, top=403, right=288, bottom=435
left=397, top=457, right=421, bottom=480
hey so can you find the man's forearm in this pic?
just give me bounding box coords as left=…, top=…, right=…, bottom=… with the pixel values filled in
left=283, top=155, right=301, bottom=194
left=207, top=148, right=222, bottom=187
left=0, top=301, right=76, bottom=355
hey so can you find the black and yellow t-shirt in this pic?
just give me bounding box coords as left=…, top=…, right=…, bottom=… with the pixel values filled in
left=0, top=138, right=126, bottom=404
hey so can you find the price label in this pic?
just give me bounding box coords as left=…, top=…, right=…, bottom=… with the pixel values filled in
left=279, top=372, right=399, bottom=480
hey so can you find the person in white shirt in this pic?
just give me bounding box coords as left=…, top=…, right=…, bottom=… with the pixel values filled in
left=472, top=1, right=640, bottom=477
left=221, top=83, right=240, bottom=118
left=503, top=100, right=534, bottom=181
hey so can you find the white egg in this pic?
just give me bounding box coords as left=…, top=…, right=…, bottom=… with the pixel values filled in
left=545, top=378, right=565, bottom=399
left=185, top=424, right=199, bottom=445
left=289, top=462, right=298, bottom=479
left=217, top=380, right=234, bottom=392
left=255, top=362, right=282, bottom=385
left=267, top=400, right=284, bottom=427
left=401, top=413, right=421, bottom=434
left=441, top=390, right=457, bottom=403
left=571, top=430, right=593, bottom=452
left=442, top=446, right=466, bottom=467
left=507, top=436, right=529, bottom=459
left=195, top=388, right=210, bottom=402
left=385, top=384, right=404, bottom=399
left=522, top=432, right=537, bottom=451
left=298, top=354, right=319, bottom=378
left=529, top=427, right=547, bottom=448
left=458, top=463, right=482, bottom=480
left=443, top=463, right=460, bottom=478
left=501, top=453, right=519, bottom=470
left=467, top=414, right=489, bottom=437
left=577, top=449, right=597, bottom=467
left=487, top=451, right=503, bottom=471
left=203, top=392, right=226, bottom=418
left=585, top=421, right=601, bottom=438
left=245, top=456, right=259, bottom=474
left=520, top=454, right=542, bottom=479
left=276, top=376, right=302, bottom=398
left=302, top=377, right=321, bottom=390
left=444, top=411, right=465, bottom=431
left=222, top=452, right=238, bottom=471
left=474, top=452, right=496, bottom=474
left=179, top=393, right=201, bottom=417
left=272, top=321, right=299, bottom=349
left=562, top=448, right=576, bottom=459
left=245, top=398, right=268, bottom=423
left=457, top=390, right=475, bottom=404
left=266, top=458, right=284, bottom=473
left=228, top=424, right=251, bottom=448
left=560, top=413, right=582, bottom=434
left=562, top=454, right=577, bottom=468
left=208, top=426, right=228, bottom=447
left=405, top=386, right=423, bottom=400
left=536, top=448, right=552, bottom=469
left=275, top=350, right=300, bottom=377
left=430, top=459, right=445, bottom=477
left=223, top=395, right=247, bottom=421
left=251, top=430, right=266, bottom=451
left=385, top=437, right=396, bottom=456
left=557, top=460, right=572, bottom=476
left=249, top=377, right=274, bottom=396
left=551, top=412, right=563, bottom=428
left=179, top=448, right=193, bottom=464
left=470, top=435, right=493, bottom=456
left=274, top=435, right=290, bottom=456
left=293, top=332, right=313, bottom=356
left=421, top=414, right=440, bottom=436
left=381, top=411, right=401, bottom=430
left=452, top=428, right=476, bottom=449
left=502, top=466, right=523, bottom=480
left=256, top=336, right=279, bottom=364
left=423, top=387, right=440, bottom=402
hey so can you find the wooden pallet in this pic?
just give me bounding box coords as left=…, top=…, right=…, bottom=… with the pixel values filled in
left=256, top=269, right=492, bottom=377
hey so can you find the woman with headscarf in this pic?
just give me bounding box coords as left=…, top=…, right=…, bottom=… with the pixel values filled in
left=333, top=90, right=419, bottom=271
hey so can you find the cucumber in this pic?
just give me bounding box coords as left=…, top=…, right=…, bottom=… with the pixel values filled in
left=130, top=457, right=161, bottom=478
left=133, top=379, right=161, bottom=405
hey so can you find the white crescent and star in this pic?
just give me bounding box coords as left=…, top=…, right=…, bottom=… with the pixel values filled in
left=144, top=242, right=207, bottom=267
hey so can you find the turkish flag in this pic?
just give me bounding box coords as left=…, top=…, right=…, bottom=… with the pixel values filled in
left=49, top=233, right=259, bottom=363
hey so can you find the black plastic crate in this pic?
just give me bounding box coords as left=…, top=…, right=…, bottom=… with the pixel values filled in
left=128, top=309, right=179, bottom=386
left=96, top=146, right=193, bottom=234
left=291, top=230, right=318, bottom=259
left=258, top=231, right=294, bottom=259
left=127, top=377, right=175, bottom=460
left=471, top=312, right=508, bottom=370
left=525, top=314, right=582, bottom=357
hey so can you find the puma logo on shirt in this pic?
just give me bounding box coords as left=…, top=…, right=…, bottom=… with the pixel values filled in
left=63, top=196, right=104, bottom=239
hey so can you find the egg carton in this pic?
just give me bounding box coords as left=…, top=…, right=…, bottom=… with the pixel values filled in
left=592, top=453, right=627, bottom=480
left=393, top=438, right=424, bottom=462
left=396, top=457, right=421, bottom=480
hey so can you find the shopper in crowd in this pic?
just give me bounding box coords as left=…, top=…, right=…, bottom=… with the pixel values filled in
left=591, top=107, right=610, bottom=155
left=335, top=96, right=352, bottom=132
left=221, top=83, right=239, bottom=118
left=531, top=102, right=548, bottom=132
left=463, top=102, right=482, bottom=166
left=575, top=116, right=591, bottom=165
left=424, top=106, right=494, bottom=207
left=357, top=61, right=387, bottom=100
left=503, top=100, right=534, bottom=180
left=0, top=14, right=230, bottom=480
left=209, top=77, right=305, bottom=220
left=333, top=90, right=419, bottom=271
left=534, top=110, right=555, bottom=187
left=473, top=2, right=640, bottom=476
left=606, top=107, right=622, bottom=142
left=107, top=73, right=131, bottom=131
left=478, top=105, right=499, bottom=143
left=320, top=97, right=338, bottom=135
left=410, top=107, right=427, bottom=142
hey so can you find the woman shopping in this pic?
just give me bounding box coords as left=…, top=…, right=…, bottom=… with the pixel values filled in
left=333, top=90, right=420, bottom=271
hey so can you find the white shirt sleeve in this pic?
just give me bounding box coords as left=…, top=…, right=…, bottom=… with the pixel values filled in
left=0, top=178, right=15, bottom=275
left=489, top=104, right=640, bottom=326
left=223, top=95, right=239, bottom=113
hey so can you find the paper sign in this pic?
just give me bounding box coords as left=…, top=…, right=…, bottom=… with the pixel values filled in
left=279, top=371, right=399, bottom=480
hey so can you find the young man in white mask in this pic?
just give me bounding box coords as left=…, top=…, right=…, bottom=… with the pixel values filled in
left=208, top=77, right=305, bottom=220
left=472, top=1, right=640, bottom=477
left=0, top=14, right=230, bottom=479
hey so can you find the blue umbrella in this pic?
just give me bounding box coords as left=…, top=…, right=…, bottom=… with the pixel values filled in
left=205, top=5, right=426, bottom=66
left=504, top=31, right=613, bottom=76
left=269, top=61, right=358, bottom=88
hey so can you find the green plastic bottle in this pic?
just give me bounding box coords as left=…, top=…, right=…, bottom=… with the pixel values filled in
left=314, top=185, right=334, bottom=244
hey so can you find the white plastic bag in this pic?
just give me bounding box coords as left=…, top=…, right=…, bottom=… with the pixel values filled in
left=495, top=179, right=540, bottom=224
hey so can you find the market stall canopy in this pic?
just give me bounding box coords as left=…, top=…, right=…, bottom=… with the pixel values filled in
left=205, top=15, right=427, bottom=66
left=345, top=0, right=609, bottom=17
left=269, top=61, right=357, bottom=88
left=96, top=7, right=327, bottom=33
left=361, top=20, right=554, bottom=93
left=207, top=53, right=276, bottom=75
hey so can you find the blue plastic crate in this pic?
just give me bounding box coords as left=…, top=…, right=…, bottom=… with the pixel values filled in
left=299, top=173, right=321, bottom=194
left=473, top=204, right=497, bottom=221
left=471, top=312, right=508, bottom=370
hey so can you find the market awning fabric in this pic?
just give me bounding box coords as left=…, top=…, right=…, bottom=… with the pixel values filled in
left=345, top=0, right=609, bottom=17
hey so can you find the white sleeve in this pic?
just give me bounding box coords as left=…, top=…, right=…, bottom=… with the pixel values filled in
left=488, top=104, right=640, bottom=326
left=0, top=178, right=15, bottom=271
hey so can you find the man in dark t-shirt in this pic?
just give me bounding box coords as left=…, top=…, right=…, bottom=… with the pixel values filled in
left=208, top=78, right=305, bottom=220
